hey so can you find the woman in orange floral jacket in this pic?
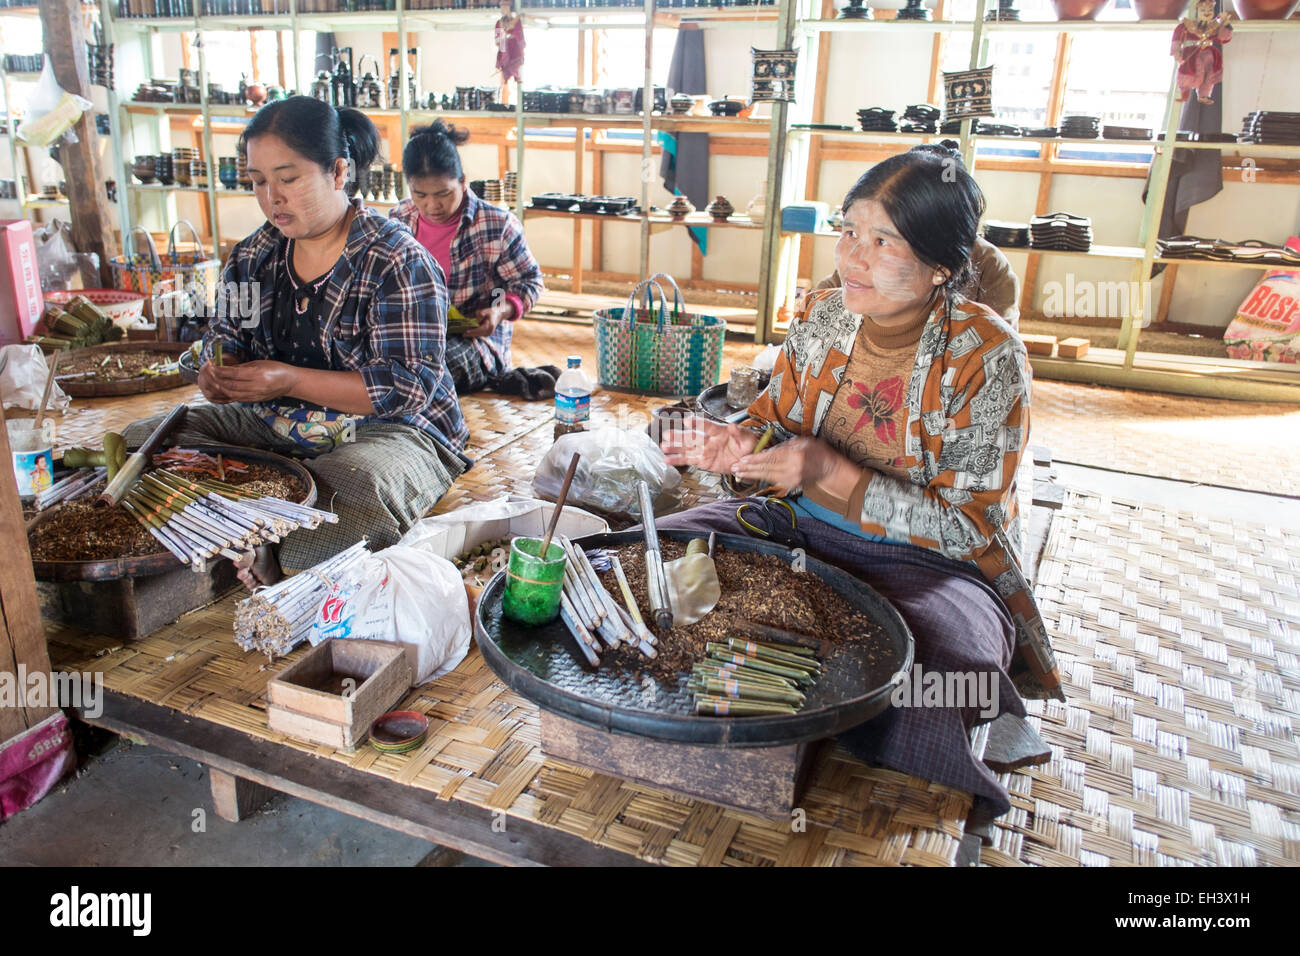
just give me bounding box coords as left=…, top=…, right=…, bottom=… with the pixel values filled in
left=658, top=143, right=1060, bottom=820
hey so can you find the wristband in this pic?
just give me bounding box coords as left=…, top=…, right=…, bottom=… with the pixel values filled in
left=504, top=293, right=525, bottom=322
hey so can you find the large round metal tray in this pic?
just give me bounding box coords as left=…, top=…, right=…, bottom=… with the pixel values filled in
left=474, top=530, right=913, bottom=748
left=30, top=443, right=316, bottom=583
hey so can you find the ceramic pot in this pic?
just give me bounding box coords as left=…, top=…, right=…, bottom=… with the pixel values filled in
left=1133, top=0, right=1187, bottom=16
left=666, top=196, right=695, bottom=220
left=745, top=190, right=766, bottom=225
left=705, top=195, right=734, bottom=221
left=669, top=93, right=694, bottom=115
left=245, top=83, right=267, bottom=106
left=1231, top=0, right=1298, bottom=16
left=1050, top=0, right=1109, bottom=18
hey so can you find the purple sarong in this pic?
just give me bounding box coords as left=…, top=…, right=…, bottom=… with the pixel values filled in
left=655, top=498, right=1027, bottom=819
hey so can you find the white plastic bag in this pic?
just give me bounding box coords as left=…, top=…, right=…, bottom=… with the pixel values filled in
left=0, top=345, right=71, bottom=412
left=399, top=495, right=609, bottom=559
left=532, top=428, right=681, bottom=517
left=16, top=58, right=93, bottom=148
left=310, top=545, right=470, bottom=684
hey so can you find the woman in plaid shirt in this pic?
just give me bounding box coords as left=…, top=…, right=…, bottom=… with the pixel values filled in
left=389, top=121, right=549, bottom=396
left=124, top=98, right=468, bottom=587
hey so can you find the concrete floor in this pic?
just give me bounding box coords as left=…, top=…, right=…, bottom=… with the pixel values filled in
left=1, top=462, right=1294, bottom=867
left=0, top=734, right=490, bottom=867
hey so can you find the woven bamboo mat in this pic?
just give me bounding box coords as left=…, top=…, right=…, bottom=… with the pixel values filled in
left=984, top=489, right=1300, bottom=867
left=46, top=611, right=971, bottom=866
left=1030, top=380, right=1300, bottom=497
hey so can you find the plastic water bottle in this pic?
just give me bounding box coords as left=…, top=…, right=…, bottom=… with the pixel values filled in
left=553, top=355, right=592, bottom=441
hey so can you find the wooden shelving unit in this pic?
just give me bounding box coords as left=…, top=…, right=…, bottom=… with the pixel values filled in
left=106, top=1, right=788, bottom=299
left=770, top=0, right=1300, bottom=402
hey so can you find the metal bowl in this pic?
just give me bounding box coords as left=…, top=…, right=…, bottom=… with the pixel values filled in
left=474, top=530, right=914, bottom=748
left=30, top=443, right=317, bottom=583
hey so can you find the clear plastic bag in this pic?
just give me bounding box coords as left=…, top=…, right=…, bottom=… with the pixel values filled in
left=0, top=345, right=71, bottom=412
left=15, top=58, right=93, bottom=148
left=532, top=427, right=681, bottom=517
left=34, top=220, right=100, bottom=293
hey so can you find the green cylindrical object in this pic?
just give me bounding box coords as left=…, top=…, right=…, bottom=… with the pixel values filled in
left=502, top=536, right=567, bottom=627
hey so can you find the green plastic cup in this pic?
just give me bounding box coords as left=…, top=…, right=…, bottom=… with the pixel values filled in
left=502, top=537, right=567, bottom=627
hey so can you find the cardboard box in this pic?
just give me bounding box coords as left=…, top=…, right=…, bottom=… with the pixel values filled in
left=1058, top=337, right=1090, bottom=359
left=0, top=220, right=43, bottom=345
left=1021, top=334, right=1058, bottom=357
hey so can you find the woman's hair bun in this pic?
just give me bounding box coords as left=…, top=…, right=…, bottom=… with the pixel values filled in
left=411, top=119, right=471, bottom=147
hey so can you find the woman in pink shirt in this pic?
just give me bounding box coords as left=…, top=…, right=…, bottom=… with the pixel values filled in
left=390, top=121, right=548, bottom=396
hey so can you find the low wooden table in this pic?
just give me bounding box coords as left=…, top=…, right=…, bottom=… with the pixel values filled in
left=41, top=388, right=1057, bottom=867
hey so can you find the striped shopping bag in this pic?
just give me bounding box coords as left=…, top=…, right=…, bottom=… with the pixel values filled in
left=593, top=273, right=726, bottom=396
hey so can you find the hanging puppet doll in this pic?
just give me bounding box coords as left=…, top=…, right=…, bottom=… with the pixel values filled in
left=1171, top=0, right=1234, bottom=106
left=495, top=0, right=525, bottom=100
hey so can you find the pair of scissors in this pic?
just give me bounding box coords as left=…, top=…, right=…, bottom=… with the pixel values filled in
left=735, top=497, right=803, bottom=549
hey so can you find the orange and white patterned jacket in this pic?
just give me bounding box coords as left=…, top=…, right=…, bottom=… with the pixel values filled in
left=750, top=288, right=1062, bottom=701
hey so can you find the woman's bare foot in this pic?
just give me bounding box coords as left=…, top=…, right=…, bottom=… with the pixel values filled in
left=234, top=545, right=283, bottom=591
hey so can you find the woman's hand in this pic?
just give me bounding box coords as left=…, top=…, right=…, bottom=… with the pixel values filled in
left=206, top=361, right=300, bottom=404
left=732, top=435, right=862, bottom=497
left=197, top=352, right=241, bottom=404
left=660, top=415, right=757, bottom=475
left=465, top=299, right=513, bottom=339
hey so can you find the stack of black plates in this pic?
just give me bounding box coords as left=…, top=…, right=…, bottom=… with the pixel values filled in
left=1060, top=115, right=1101, bottom=139
left=977, top=122, right=1022, bottom=137
left=1156, top=130, right=1196, bottom=142
left=939, top=118, right=1022, bottom=136
left=1103, top=125, right=1153, bottom=141
left=900, top=103, right=940, bottom=133
left=1030, top=213, right=1093, bottom=252
left=1240, top=111, right=1300, bottom=145
left=858, top=107, right=898, bottom=132
left=983, top=220, right=1031, bottom=248
left=1022, top=126, right=1058, bottom=138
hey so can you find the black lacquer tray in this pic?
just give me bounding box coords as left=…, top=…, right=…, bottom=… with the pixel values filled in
left=474, top=530, right=914, bottom=748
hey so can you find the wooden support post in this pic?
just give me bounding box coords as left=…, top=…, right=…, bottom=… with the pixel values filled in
left=796, top=0, right=835, bottom=285
left=209, top=768, right=277, bottom=822
left=574, top=127, right=586, bottom=294
left=276, top=31, right=287, bottom=89
left=1155, top=263, right=1179, bottom=326
left=1018, top=33, right=1072, bottom=318
left=39, top=0, right=118, bottom=286
left=0, top=423, right=56, bottom=743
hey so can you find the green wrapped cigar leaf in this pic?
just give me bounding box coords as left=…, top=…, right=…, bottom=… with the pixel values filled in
left=721, top=638, right=823, bottom=671
left=696, top=677, right=805, bottom=706
left=692, top=663, right=794, bottom=689
left=694, top=695, right=799, bottom=717
left=708, top=649, right=815, bottom=685
left=709, top=641, right=820, bottom=674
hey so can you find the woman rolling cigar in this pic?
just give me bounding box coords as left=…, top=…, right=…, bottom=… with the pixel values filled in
left=656, top=142, right=1058, bottom=822
left=123, top=97, right=468, bottom=587
left=388, top=121, right=552, bottom=398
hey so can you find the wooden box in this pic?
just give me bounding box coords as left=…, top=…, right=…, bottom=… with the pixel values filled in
left=267, top=639, right=413, bottom=750
left=1021, top=334, right=1057, bottom=357
left=1058, top=337, right=1090, bottom=359
left=36, top=562, right=240, bottom=641
left=540, top=710, right=822, bottom=817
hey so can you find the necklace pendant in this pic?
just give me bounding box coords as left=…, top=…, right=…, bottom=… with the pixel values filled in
left=297, top=296, right=309, bottom=315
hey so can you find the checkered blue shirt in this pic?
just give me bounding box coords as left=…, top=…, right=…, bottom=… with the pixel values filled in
left=202, top=199, right=471, bottom=463
left=389, top=192, right=544, bottom=372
